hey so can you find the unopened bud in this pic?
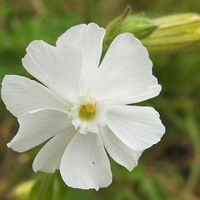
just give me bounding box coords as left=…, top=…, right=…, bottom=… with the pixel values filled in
left=142, top=13, right=200, bottom=51
left=119, top=16, right=158, bottom=39
left=104, top=7, right=157, bottom=50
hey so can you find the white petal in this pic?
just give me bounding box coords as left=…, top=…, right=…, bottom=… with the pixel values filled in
left=56, top=23, right=105, bottom=95
left=22, top=40, right=82, bottom=103
left=33, top=127, right=75, bottom=173
left=101, top=126, right=143, bottom=171
left=107, top=105, right=165, bottom=151
left=60, top=133, right=112, bottom=190
left=91, top=33, right=161, bottom=104
left=1, top=75, right=67, bottom=117
left=7, top=109, right=70, bottom=152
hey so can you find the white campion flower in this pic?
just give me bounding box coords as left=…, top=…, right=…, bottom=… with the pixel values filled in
left=1, top=23, right=165, bottom=190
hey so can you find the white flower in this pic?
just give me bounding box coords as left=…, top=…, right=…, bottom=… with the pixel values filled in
left=1, top=23, right=165, bottom=190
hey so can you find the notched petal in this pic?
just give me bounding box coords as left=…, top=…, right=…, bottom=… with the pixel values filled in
left=60, top=133, right=112, bottom=190
left=1, top=75, right=67, bottom=117
left=7, top=109, right=71, bottom=152
left=91, top=33, right=161, bottom=104
left=107, top=105, right=165, bottom=151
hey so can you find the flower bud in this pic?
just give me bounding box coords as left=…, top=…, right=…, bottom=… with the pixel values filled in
left=119, top=16, right=158, bottom=39
left=104, top=7, right=158, bottom=50
left=142, top=13, right=200, bottom=51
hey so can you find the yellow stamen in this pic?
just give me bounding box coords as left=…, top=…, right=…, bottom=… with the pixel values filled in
left=79, top=103, right=96, bottom=121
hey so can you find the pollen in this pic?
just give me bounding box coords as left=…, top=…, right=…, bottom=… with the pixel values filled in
left=79, top=103, right=97, bottom=121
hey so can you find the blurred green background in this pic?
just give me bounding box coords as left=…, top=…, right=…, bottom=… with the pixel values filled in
left=0, top=0, right=200, bottom=200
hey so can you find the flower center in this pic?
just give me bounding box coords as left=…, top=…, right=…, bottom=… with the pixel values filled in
left=79, top=103, right=97, bottom=121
